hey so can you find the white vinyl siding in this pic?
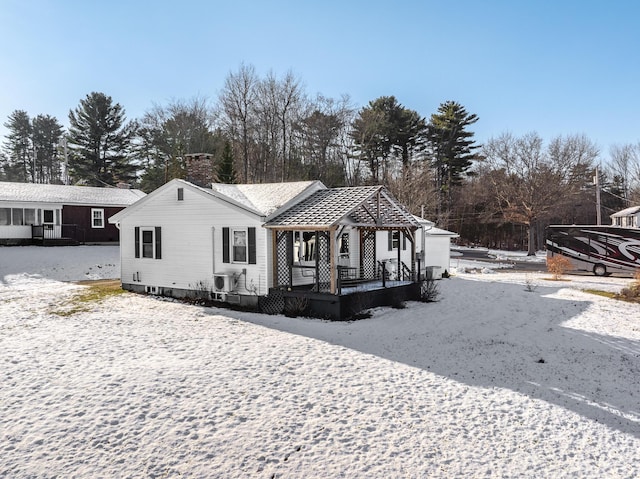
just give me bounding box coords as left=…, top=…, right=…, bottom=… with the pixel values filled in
left=118, top=183, right=270, bottom=294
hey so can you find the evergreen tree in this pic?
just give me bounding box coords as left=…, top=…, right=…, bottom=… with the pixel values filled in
left=32, top=114, right=64, bottom=183
left=426, top=101, right=480, bottom=220
left=2, top=110, right=33, bottom=182
left=351, top=96, right=426, bottom=183
left=217, top=140, right=236, bottom=184
left=67, top=92, right=137, bottom=186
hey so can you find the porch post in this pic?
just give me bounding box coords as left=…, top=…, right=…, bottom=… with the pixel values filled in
left=397, top=229, right=401, bottom=276
left=329, top=226, right=337, bottom=294
left=271, top=230, right=278, bottom=287
left=410, top=228, right=416, bottom=281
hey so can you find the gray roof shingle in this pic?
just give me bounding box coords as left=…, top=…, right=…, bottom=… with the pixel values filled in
left=0, top=182, right=146, bottom=206
left=209, top=181, right=321, bottom=216
left=266, top=185, right=420, bottom=229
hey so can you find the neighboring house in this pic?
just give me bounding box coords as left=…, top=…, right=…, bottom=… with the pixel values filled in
left=414, top=217, right=459, bottom=278
left=373, top=218, right=459, bottom=280
left=109, top=178, right=424, bottom=319
left=0, top=182, right=145, bottom=245
left=611, top=206, right=640, bottom=228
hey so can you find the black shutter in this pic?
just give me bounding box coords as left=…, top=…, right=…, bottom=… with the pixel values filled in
left=248, top=227, right=256, bottom=264
left=155, top=227, right=162, bottom=259
left=402, top=233, right=406, bottom=251
left=222, top=227, right=230, bottom=263
left=388, top=231, right=393, bottom=251
left=135, top=227, right=140, bottom=258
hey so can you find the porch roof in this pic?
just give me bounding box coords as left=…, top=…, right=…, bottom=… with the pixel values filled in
left=264, top=185, right=420, bottom=230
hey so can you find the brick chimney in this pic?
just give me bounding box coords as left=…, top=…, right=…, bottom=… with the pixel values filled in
left=185, top=153, right=214, bottom=187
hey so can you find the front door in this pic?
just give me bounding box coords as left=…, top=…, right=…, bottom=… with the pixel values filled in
left=42, top=209, right=60, bottom=238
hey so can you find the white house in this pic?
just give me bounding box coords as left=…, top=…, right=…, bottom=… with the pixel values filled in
left=109, top=178, right=425, bottom=319
left=373, top=218, right=458, bottom=280
left=108, top=178, right=323, bottom=307
left=611, top=206, right=640, bottom=228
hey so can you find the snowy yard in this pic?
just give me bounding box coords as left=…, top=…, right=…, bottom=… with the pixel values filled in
left=1, top=246, right=639, bottom=478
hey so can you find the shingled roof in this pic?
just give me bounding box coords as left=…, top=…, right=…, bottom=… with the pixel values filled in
left=265, top=185, right=420, bottom=230
left=209, top=180, right=322, bottom=216
left=0, top=181, right=145, bottom=206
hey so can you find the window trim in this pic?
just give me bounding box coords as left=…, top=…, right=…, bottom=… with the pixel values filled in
left=91, top=208, right=105, bottom=229
left=135, top=226, right=162, bottom=260
left=388, top=230, right=406, bottom=251
left=232, top=228, right=248, bottom=263
left=222, top=226, right=256, bottom=264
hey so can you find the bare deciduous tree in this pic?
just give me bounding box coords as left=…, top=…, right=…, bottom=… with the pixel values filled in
left=482, top=132, right=597, bottom=254
left=609, top=143, right=640, bottom=204
left=219, top=63, right=259, bottom=182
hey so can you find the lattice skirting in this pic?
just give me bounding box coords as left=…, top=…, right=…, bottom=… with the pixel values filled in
left=258, top=290, right=285, bottom=315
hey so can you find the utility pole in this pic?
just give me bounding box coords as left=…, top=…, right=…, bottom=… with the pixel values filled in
left=594, top=165, right=602, bottom=225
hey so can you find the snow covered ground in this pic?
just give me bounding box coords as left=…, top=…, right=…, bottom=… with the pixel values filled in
left=1, top=246, right=639, bottom=478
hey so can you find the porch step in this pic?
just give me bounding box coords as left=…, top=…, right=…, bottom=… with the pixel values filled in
left=35, top=237, right=80, bottom=246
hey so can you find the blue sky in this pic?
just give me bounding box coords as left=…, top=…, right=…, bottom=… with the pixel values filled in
left=1, top=0, right=638, bottom=161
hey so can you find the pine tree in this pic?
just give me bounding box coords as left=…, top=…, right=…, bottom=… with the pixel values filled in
left=217, top=140, right=236, bottom=184
left=426, top=101, right=480, bottom=221
left=2, top=110, right=33, bottom=182
left=351, top=96, right=426, bottom=183
left=32, top=114, right=64, bottom=183
left=67, top=92, right=137, bottom=186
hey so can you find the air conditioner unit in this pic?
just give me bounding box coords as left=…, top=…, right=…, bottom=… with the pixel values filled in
left=213, top=274, right=236, bottom=293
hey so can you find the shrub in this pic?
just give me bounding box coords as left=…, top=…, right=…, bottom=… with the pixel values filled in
left=524, top=274, right=538, bottom=292
left=546, top=255, right=572, bottom=280
left=420, top=278, right=440, bottom=302
left=283, top=296, right=309, bottom=317
left=616, top=269, right=640, bottom=303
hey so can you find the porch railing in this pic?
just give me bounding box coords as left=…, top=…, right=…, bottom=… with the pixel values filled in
left=31, top=224, right=85, bottom=243
left=31, top=225, right=57, bottom=239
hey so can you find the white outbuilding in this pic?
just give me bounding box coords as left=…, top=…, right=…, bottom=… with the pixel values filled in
left=414, top=216, right=459, bottom=279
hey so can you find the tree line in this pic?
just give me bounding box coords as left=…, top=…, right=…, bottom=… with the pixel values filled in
left=2, top=63, right=640, bottom=252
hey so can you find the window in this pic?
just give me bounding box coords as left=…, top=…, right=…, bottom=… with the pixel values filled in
left=0, top=208, right=10, bottom=225
left=388, top=231, right=406, bottom=251
left=233, top=230, right=247, bottom=262
left=177, top=188, right=184, bottom=201
left=222, top=227, right=256, bottom=264
left=142, top=230, right=154, bottom=257
left=43, top=210, right=54, bottom=224
left=11, top=209, right=24, bottom=225
left=339, top=232, right=349, bottom=254
left=24, top=209, right=35, bottom=225
left=135, top=226, right=162, bottom=259
left=91, top=208, right=105, bottom=228
left=293, top=231, right=318, bottom=262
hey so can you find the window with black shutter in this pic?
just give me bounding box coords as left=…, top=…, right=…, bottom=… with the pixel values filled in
left=136, top=226, right=162, bottom=259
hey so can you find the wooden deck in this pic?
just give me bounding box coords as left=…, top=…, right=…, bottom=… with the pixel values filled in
left=275, top=281, right=420, bottom=320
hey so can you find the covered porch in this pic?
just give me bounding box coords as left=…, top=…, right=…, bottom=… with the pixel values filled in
left=264, top=185, right=422, bottom=319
